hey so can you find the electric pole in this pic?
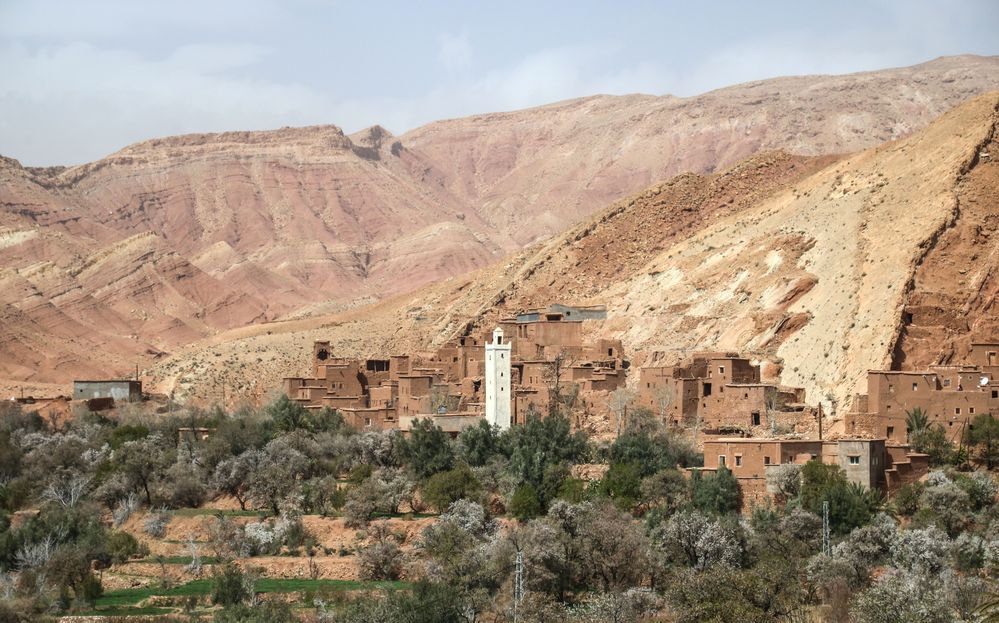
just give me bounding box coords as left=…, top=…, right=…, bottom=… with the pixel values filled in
left=514, top=549, right=524, bottom=623
left=822, top=500, right=831, bottom=556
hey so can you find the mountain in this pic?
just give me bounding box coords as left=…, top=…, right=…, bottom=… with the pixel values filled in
left=143, top=92, right=999, bottom=415
left=2, top=55, right=999, bottom=387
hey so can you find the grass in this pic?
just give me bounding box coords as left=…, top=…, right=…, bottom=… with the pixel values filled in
left=96, top=578, right=412, bottom=608
left=168, top=508, right=267, bottom=517
left=138, top=555, right=221, bottom=564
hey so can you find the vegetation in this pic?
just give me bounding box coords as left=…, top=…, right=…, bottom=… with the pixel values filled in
left=1, top=396, right=997, bottom=622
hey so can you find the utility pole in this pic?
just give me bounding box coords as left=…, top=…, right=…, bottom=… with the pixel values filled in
left=818, top=401, right=823, bottom=440
left=514, top=549, right=524, bottom=623
left=822, top=500, right=831, bottom=556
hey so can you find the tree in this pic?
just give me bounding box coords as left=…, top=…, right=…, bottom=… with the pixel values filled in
left=358, top=521, right=404, bottom=580
left=456, top=419, right=505, bottom=467
left=654, top=385, right=674, bottom=423
left=267, top=394, right=309, bottom=432
left=651, top=509, right=743, bottom=571
left=506, top=413, right=586, bottom=496
left=593, top=461, right=643, bottom=511
left=850, top=570, right=952, bottom=623
left=799, top=460, right=876, bottom=534
left=422, top=465, right=481, bottom=513
left=965, top=414, right=999, bottom=469
left=913, top=424, right=957, bottom=466
left=400, top=418, right=454, bottom=481
left=114, top=434, right=170, bottom=506
left=543, top=349, right=573, bottom=418
left=905, top=407, right=929, bottom=442
left=611, top=427, right=699, bottom=477
left=211, top=562, right=250, bottom=607
left=691, top=467, right=740, bottom=515
left=510, top=483, right=543, bottom=520
left=213, top=450, right=261, bottom=510
left=609, top=388, right=637, bottom=437
left=640, top=468, right=690, bottom=515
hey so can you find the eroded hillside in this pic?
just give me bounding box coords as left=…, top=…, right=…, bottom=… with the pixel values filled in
left=146, top=93, right=999, bottom=413
left=4, top=56, right=999, bottom=387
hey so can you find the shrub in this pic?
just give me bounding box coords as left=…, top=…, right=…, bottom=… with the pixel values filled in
left=106, top=531, right=147, bottom=564
left=143, top=507, right=172, bottom=538
left=357, top=522, right=404, bottom=580
left=211, top=562, right=250, bottom=607
left=691, top=467, right=740, bottom=515
left=593, top=461, right=643, bottom=510
left=510, top=483, right=543, bottom=520
left=422, top=465, right=481, bottom=512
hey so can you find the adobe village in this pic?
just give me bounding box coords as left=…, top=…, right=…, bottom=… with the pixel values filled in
left=3, top=54, right=999, bottom=622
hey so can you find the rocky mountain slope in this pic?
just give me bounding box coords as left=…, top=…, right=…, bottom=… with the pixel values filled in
left=144, top=92, right=999, bottom=414
left=2, top=55, right=999, bottom=387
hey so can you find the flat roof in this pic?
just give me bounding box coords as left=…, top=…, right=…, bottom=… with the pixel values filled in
left=73, top=379, right=140, bottom=385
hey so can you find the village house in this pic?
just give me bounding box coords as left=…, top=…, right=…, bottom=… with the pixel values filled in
left=843, top=341, right=999, bottom=444
left=698, top=437, right=929, bottom=510
left=281, top=304, right=627, bottom=433
left=637, top=353, right=809, bottom=432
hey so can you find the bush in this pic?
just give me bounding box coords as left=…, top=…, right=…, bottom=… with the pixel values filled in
left=422, top=465, right=481, bottom=512
left=593, top=461, right=643, bottom=510
left=357, top=522, right=404, bottom=580
left=691, top=467, right=740, bottom=515
left=510, top=483, right=543, bottom=520
left=143, top=507, right=172, bottom=538
left=106, top=530, right=147, bottom=564
left=211, top=562, right=250, bottom=607
left=892, top=482, right=923, bottom=517
left=400, top=419, right=455, bottom=481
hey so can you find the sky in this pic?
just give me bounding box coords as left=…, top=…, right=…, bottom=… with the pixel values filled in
left=1, top=0, right=998, bottom=166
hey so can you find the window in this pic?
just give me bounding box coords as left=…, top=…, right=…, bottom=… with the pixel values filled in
left=993, top=390, right=998, bottom=399
left=752, top=412, right=761, bottom=426
left=719, top=366, right=725, bottom=375
left=912, top=383, right=918, bottom=391
left=764, top=456, right=771, bottom=465
left=955, top=407, right=962, bottom=415
left=735, top=455, right=742, bottom=466
left=365, top=417, right=371, bottom=426
left=889, top=384, right=894, bottom=393
left=944, top=378, right=952, bottom=387
left=608, top=348, right=613, bottom=356
left=848, top=455, right=860, bottom=465
left=970, top=407, right=976, bottom=414
left=887, top=426, right=894, bottom=438
left=718, top=455, right=726, bottom=467
left=703, top=382, right=712, bottom=397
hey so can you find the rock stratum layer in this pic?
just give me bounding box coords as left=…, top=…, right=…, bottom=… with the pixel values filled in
left=144, top=92, right=999, bottom=414
left=1, top=55, right=998, bottom=388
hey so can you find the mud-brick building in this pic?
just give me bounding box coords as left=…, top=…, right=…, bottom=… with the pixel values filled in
left=698, top=437, right=929, bottom=510
left=281, top=303, right=628, bottom=432
left=637, top=353, right=808, bottom=431
left=843, top=341, right=999, bottom=444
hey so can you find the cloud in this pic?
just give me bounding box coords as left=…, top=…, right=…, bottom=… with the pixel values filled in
left=437, top=31, right=472, bottom=76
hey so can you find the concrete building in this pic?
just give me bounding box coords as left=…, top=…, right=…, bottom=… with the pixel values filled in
left=699, top=437, right=928, bottom=510
left=485, top=327, right=512, bottom=430
left=72, top=380, right=142, bottom=403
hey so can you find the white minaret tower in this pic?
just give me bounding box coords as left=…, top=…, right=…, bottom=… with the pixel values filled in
left=485, top=327, right=512, bottom=429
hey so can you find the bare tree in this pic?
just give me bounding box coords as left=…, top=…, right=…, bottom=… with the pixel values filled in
left=764, top=387, right=784, bottom=434
left=543, top=350, right=573, bottom=418
left=654, top=384, right=674, bottom=424
left=41, top=474, right=91, bottom=508
left=184, top=535, right=203, bottom=577
left=609, top=388, right=637, bottom=437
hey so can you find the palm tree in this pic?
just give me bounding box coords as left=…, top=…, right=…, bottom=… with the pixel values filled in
left=905, top=407, right=929, bottom=443
left=977, top=594, right=999, bottom=622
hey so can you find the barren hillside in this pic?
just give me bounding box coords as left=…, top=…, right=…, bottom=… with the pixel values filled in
left=146, top=92, right=999, bottom=414
left=3, top=55, right=999, bottom=387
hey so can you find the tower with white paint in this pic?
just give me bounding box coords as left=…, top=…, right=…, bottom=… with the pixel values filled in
left=485, top=327, right=512, bottom=429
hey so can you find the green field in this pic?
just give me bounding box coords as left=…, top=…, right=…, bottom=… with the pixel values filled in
left=95, top=578, right=412, bottom=608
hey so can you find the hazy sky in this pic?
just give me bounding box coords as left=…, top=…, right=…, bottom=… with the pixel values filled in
left=2, top=0, right=998, bottom=165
